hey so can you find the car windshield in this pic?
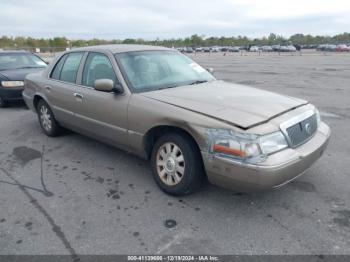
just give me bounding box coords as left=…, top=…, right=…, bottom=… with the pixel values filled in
left=0, top=53, right=47, bottom=71
left=115, top=50, right=215, bottom=93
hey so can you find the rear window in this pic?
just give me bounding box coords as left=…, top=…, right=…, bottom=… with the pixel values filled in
left=56, top=52, right=84, bottom=84
left=50, top=54, right=67, bottom=80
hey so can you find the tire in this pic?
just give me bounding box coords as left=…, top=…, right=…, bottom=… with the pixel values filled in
left=37, top=99, right=62, bottom=137
left=0, top=96, right=8, bottom=108
left=151, top=132, right=204, bottom=196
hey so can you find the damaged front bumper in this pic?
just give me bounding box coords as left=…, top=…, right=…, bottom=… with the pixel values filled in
left=201, top=122, right=331, bottom=192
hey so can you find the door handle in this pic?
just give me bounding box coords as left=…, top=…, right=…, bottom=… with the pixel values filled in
left=73, top=93, right=84, bottom=99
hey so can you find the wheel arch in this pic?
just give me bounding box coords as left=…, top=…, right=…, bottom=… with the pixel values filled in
left=143, top=125, right=203, bottom=161
left=33, top=94, right=50, bottom=111
left=33, top=95, right=43, bottom=110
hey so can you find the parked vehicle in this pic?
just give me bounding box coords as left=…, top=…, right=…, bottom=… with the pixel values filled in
left=288, top=45, right=297, bottom=52
left=293, top=44, right=301, bottom=51
left=316, top=44, right=337, bottom=52
left=229, top=46, right=240, bottom=52
left=221, top=47, right=229, bottom=52
left=203, top=47, right=211, bottom=53
left=176, top=47, right=184, bottom=52
left=24, top=45, right=330, bottom=195
left=195, top=47, right=203, bottom=52
left=272, top=45, right=281, bottom=51
left=249, top=46, right=260, bottom=52
left=279, top=45, right=296, bottom=52
left=210, top=47, right=220, bottom=52
left=240, top=46, right=249, bottom=51
left=261, top=46, right=273, bottom=52
left=184, top=47, right=194, bottom=53
left=301, top=44, right=318, bottom=49
left=0, top=50, right=47, bottom=107
left=336, top=44, right=350, bottom=52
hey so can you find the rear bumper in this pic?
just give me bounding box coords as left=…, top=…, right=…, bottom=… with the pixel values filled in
left=0, top=87, right=24, bottom=101
left=202, top=122, right=331, bottom=192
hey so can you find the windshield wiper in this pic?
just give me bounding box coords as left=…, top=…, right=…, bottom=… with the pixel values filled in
left=156, top=80, right=208, bottom=91
left=188, top=80, right=208, bottom=85
left=13, top=66, right=44, bottom=69
left=157, top=85, right=179, bottom=90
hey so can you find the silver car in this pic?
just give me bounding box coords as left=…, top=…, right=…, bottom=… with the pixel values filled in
left=23, top=45, right=331, bottom=195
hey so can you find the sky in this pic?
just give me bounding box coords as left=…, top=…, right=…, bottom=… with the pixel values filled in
left=1, top=0, right=350, bottom=40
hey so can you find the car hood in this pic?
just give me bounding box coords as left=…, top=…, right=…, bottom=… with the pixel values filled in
left=141, top=80, right=308, bottom=129
left=0, top=67, right=45, bottom=81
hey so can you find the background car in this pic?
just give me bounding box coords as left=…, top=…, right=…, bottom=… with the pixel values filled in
left=336, top=44, right=350, bottom=52
left=203, top=47, right=211, bottom=53
left=279, top=45, right=296, bottom=52
left=272, top=45, right=281, bottom=51
left=184, top=47, right=194, bottom=53
left=316, top=44, right=337, bottom=52
left=229, top=46, right=240, bottom=52
left=0, top=50, right=47, bottom=107
left=261, top=46, right=273, bottom=52
left=221, top=47, right=229, bottom=52
left=249, top=46, right=260, bottom=52
left=210, top=46, right=220, bottom=52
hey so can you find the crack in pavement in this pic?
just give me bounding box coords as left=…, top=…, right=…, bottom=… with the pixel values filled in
left=0, top=166, right=80, bottom=262
left=0, top=179, right=53, bottom=196
left=0, top=145, right=54, bottom=197
left=40, top=145, right=54, bottom=197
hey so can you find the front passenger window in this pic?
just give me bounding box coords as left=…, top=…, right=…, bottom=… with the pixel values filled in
left=82, top=53, right=117, bottom=87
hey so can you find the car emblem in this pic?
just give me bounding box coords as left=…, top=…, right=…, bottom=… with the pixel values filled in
left=305, top=123, right=312, bottom=135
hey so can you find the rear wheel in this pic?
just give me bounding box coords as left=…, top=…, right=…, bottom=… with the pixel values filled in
left=0, top=96, right=8, bottom=108
left=151, top=132, right=203, bottom=196
left=37, top=99, right=62, bottom=137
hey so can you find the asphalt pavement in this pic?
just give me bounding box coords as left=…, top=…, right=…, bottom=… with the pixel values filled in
left=0, top=51, right=349, bottom=256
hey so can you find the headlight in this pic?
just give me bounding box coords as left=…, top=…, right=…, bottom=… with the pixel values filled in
left=259, top=131, right=288, bottom=155
left=1, top=81, right=24, bottom=87
left=206, top=129, right=264, bottom=163
left=206, top=128, right=288, bottom=164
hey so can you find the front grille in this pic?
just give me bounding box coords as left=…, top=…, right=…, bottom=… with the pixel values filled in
left=286, top=114, right=317, bottom=147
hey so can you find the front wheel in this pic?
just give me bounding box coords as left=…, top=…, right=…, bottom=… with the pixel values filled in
left=37, top=99, right=62, bottom=137
left=151, top=132, right=204, bottom=196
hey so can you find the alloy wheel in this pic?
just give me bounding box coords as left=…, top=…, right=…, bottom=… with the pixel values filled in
left=40, top=105, right=52, bottom=132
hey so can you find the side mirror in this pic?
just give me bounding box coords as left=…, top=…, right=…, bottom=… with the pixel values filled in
left=94, top=79, right=123, bottom=93
left=207, top=68, right=214, bottom=74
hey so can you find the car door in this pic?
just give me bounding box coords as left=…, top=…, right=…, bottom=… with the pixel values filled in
left=46, top=52, right=85, bottom=126
left=72, top=51, right=130, bottom=149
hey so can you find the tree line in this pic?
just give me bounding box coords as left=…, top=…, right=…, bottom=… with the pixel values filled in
left=1, top=33, right=350, bottom=51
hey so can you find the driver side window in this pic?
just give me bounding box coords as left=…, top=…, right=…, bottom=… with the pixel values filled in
left=82, top=53, right=117, bottom=88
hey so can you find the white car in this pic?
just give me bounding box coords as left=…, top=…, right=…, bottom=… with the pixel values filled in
left=261, top=46, right=273, bottom=52
left=280, top=45, right=296, bottom=52
left=249, top=46, right=260, bottom=52
left=210, top=47, right=220, bottom=52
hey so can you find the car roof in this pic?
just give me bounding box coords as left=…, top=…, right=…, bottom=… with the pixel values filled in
left=0, top=50, right=30, bottom=54
left=71, top=44, right=173, bottom=54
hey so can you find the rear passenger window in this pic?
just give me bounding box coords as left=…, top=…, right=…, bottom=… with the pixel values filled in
left=82, top=53, right=117, bottom=87
left=60, top=52, right=84, bottom=84
left=50, top=54, right=67, bottom=80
